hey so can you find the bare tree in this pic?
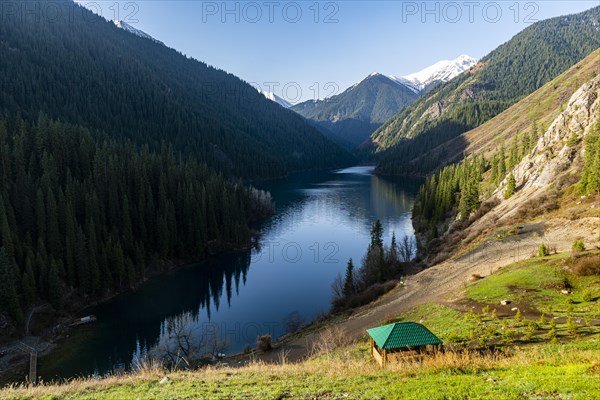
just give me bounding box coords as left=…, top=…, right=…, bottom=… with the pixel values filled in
left=149, top=312, right=228, bottom=370
left=399, top=235, right=416, bottom=263
left=330, top=272, right=344, bottom=304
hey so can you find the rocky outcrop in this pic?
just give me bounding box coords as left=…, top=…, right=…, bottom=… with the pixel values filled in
left=498, top=75, right=600, bottom=196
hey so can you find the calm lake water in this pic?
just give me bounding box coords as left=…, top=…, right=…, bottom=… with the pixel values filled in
left=39, top=166, right=422, bottom=379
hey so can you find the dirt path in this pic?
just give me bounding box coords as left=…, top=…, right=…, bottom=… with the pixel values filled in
left=239, top=219, right=597, bottom=365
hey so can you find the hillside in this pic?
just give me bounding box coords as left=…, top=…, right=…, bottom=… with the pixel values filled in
left=412, top=68, right=600, bottom=267
left=371, top=6, right=600, bottom=176
left=394, top=49, right=600, bottom=174
left=0, top=1, right=353, bottom=179
left=292, top=74, right=420, bottom=148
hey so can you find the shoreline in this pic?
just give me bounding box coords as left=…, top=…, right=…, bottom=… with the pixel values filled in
left=0, top=238, right=262, bottom=386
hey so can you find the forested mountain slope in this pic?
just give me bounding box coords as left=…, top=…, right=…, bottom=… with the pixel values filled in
left=291, top=74, right=420, bottom=148
left=0, top=115, right=275, bottom=327
left=0, top=0, right=354, bottom=332
left=371, top=6, right=600, bottom=176
left=412, top=72, right=600, bottom=265
left=394, top=49, right=600, bottom=175
left=0, top=1, right=353, bottom=180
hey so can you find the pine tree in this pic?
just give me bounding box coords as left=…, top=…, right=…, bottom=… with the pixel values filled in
left=578, top=116, right=600, bottom=195
left=47, top=258, right=63, bottom=310
left=21, top=258, right=36, bottom=305
left=343, top=259, right=354, bottom=298
left=505, top=173, right=516, bottom=199
left=0, top=194, right=14, bottom=258
left=0, top=247, right=23, bottom=322
left=387, top=232, right=399, bottom=269
left=370, top=220, right=383, bottom=250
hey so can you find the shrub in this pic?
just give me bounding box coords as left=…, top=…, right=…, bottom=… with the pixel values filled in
left=481, top=305, right=490, bottom=316
left=582, top=291, right=592, bottom=302
left=256, top=335, right=272, bottom=352
left=572, top=254, right=600, bottom=276
left=485, top=325, right=498, bottom=337
left=566, top=317, right=578, bottom=336
left=312, top=326, right=349, bottom=355
left=528, top=321, right=540, bottom=332
left=548, top=327, right=557, bottom=341
left=572, top=240, right=586, bottom=252
left=538, top=243, right=549, bottom=257
left=446, top=333, right=462, bottom=343
left=465, top=308, right=474, bottom=321
left=491, top=309, right=498, bottom=319
left=514, top=309, right=523, bottom=323
left=478, top=336, right=489, bottom=347
left=566, top=133, right=580, bottom=147
left=501, top=328, right=514, bottom=344
left=538, top=313, right=547, bottom=325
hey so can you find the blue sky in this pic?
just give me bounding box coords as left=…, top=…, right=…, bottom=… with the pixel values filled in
left=77, top=1, right=598, bottom=102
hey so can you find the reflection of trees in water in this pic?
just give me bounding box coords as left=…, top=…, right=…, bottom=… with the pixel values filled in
left=136, top=311, right=228, bottom=370
left=124, top=251, right=251, bottom=373
left=370, top=176, right=420, bottom=221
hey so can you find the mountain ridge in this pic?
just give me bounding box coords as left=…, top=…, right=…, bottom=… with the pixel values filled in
left=372, top=6, right=600, bottom=176
left=290, top=55, right=477, bottom=149
left=0, top=1, right=354, bottom=180
left=113, top=20, right=164, bottom=45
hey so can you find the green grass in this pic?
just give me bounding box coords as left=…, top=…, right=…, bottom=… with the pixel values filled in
left=466, top=252, right=600, bottom=318
left=390, top=303, right=478, bottom=341
left=3, top=335, right=600, bottom=400
left=3, top=252, right=599, bottom=399
left=3, top=334, right=599, bottom=400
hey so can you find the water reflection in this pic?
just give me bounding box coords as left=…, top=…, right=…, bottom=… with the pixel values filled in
left=39, top=166, right=422, bottom=379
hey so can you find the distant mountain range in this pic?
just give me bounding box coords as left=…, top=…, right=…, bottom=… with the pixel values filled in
left=288, top=55, right=477, bottom=149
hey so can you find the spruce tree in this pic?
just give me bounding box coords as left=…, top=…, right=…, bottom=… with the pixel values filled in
left=343, top=259, right=354, bottom=298
left=370, top=220, right=383, bottom=250
left=505, top=173, right=517, bottom=199
left=0, top=247, right=23, bottom=322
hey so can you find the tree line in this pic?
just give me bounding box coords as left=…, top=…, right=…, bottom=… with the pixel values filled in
left=331, top=220, right=415, bottom=312
left=578, top=116, right=600, bottom=195
left=0, top=115, right=272, bottom=323
left=413, top=121, right=541, bottom=241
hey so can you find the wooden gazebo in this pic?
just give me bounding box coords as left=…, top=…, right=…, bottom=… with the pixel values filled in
left=367, top=322, right=442, bottom=366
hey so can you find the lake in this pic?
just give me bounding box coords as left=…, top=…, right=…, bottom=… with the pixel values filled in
left=39, top=166, right=422, bottom=379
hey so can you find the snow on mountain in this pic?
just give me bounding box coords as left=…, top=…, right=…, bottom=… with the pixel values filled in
left=387, top=75, right=422, bottom=94
left=113, top=20, right=164, bottom=45
left=259, top=90, right=292, bottom=108
left=403, top=55, right=478, bottom=90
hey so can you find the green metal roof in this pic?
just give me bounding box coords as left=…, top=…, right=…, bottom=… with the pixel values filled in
left=366, top=322, right=442, bottom=350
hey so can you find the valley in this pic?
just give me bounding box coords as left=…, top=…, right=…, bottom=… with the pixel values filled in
left=0, top=1, right=599, bottom=399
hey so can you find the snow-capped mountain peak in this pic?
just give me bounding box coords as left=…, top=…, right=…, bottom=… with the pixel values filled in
left=355, top=73, right=420, bottom=94
left=402, top=55, right=478, bottom=90
left=113, top=20, right=164, bottom=45
left=258, top=90, right=292, bottom=108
